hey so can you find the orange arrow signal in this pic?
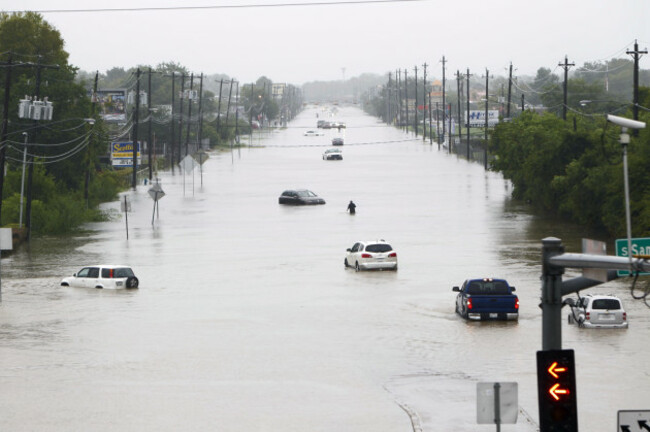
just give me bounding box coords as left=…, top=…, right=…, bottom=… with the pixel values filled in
left=548, top=362, right=567, bottom=379
left=549, top=383, right=570, bottom=401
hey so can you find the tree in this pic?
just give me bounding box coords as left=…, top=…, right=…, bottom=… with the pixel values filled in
left=0, top=12, right=115, bottom=233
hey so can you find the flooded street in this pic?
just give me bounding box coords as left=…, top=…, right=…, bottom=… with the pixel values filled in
left=1, top=106, right=649, bottom=431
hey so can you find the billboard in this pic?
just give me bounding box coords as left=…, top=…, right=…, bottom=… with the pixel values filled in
left=96, top=89, right=127, bottom=122
left=111, top=141, right=141, bottom=167
left=466, top=110, right=499, bottom=127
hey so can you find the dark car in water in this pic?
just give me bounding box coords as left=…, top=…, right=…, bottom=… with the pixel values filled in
left=278, top=189, right=326, bottom=205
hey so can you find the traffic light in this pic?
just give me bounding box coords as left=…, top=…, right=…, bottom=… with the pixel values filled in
left=536, top=349, right=578, bottom=432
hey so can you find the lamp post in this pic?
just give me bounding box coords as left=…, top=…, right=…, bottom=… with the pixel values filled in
left=19, top=132, right=28, bottom=228
left=607, top=114, right=646, bottom=270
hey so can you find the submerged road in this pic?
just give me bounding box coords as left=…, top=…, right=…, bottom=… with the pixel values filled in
left=0, top=105, right=648, bottom=431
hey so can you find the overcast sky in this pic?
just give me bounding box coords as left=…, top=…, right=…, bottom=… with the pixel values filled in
left=3, top=0, right=650, bottom=85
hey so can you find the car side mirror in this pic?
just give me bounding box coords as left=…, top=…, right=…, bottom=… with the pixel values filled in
left=452, top=286, right=460, bottom=292
left=346, top=248, right=351, bottom=252
left=73, top=273, right=77, bottom=277
left=511, top=287, right=516, bottom=291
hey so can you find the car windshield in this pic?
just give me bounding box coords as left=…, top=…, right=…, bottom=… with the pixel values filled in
left=297, top=190, right=316, bottom=197
left=365, top=244, right=392, bottom=253
left=591, top=299, right=621, bottom=310
left=466, top=280, right=510, bottom=295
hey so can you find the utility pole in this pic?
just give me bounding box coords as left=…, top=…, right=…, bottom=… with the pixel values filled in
left=484, top=68, right=490, bottom=170
left=441, top=56, right=446, bottom=146
left=506, top=62, right=513, bottom=119
left=448, top=102, right=452, bottom=154
left=225, top=78, right=234, bottom=128
left=84, top=71, right=99, bottom=202
left=386, top=72, right=393, bottom=124
left=249, top=83, right=255, bottom=141
left=178, top=73, right=186, bottom=162
left=627, top=40, right=647, bottom=123
left=414, top=65, right=418, bottom=136
left=132, top=68, right=141, bottom=190
left=466, top=68, right=471, bottom=160
left=235, top=81, right=240, bottom=146
left=197, top=73, right=204, bottom=150
left=558, top=56, right=574, bottom=121
left=185, top=73, right=194, bottom=156
left=435, top=101, right=440, bottom=150
left=25, top=57, right=59, bottom=239
left=216, top=79, right=224, bottom=133
left=404, top=69, right=409, bottom=133
left=428, top=79, right=433, bottom=145
left=422, top=63, right=427, bottom=142
left=397, top=69, right=402, bottom=128
left=170, top=72, right=176, bottom=174
left=456, top=70, right=462, bottom=148
left=147, top=68, right=153, bottom=181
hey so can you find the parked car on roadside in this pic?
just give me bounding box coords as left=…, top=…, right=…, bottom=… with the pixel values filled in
left=278, top=189, right=326, bottom=205
left=332, top=137, right=344, bottom=146
left=61, top=265, right=139, bottom=289
left=345, top=240, right=398, bottom=272
left=566, top=294, right=628, bottom=328
left=304, top=130, right=323, bottom=136
left=452, top=278, right=519, bottom=320
left=322, top=148, right=343, bottom=160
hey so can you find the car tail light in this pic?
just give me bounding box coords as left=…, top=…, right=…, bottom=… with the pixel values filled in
left=467, top=298, right=473, bottom=310
left=388, top=252, right=397, bottom=257
left=585, top=312, right=590, bottom=321
left=515, top=297, right=519, bottom=309
left=623, top=312, right=627, bottom=321
left=361, top=253, right=372, bottom=259
left=110, top=268, right=114, bottom=278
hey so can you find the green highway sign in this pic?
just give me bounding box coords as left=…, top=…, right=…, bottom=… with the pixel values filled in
left=615, top=237, right=650, bottom=276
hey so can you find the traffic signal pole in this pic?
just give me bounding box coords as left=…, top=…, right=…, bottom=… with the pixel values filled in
left=539, top=237, right=645, bottom=350
left=538, top=236, right=650, bottom=431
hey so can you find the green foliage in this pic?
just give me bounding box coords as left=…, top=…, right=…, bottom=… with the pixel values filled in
left=490, top=90, right=650, bottom=237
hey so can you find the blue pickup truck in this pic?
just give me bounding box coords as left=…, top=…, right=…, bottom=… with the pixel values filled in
left=452, top=278, right=519, bottom=320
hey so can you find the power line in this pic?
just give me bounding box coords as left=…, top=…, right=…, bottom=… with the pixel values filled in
left=7, top=0, right=431, bottom=14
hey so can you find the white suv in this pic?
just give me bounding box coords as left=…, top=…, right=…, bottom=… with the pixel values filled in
left=567, top=294, right=628, bottom=328
left=345, top=240, right=398, bottom=272
left=61, top=265, right=139, bottom=289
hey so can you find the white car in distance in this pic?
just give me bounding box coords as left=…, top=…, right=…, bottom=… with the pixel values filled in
left=61, top=265, right=139, bottom=289
left=345, top=240, right=398, bottom=272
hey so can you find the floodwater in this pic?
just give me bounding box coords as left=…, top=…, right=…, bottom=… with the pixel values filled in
left=1, top=106, right=649, bottom=432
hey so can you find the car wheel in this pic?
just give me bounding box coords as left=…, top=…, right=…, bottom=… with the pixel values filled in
left=61, top=282, right=69, bottom=286
left=126, top=276, right=139, bottom=288
left=344, top=258, right=349, bottom=268
left=355, top=262, right=360, bottom=272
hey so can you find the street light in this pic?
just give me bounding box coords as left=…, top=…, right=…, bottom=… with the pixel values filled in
left=19, top=132, right=28, bottom=228
left=607, top=114, right=646, bottom=271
